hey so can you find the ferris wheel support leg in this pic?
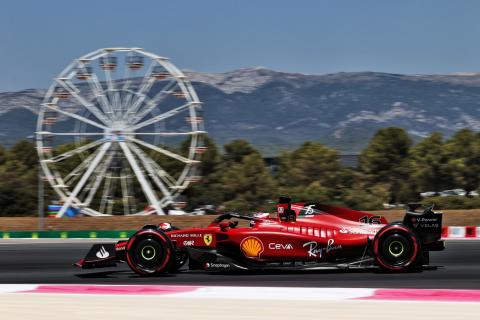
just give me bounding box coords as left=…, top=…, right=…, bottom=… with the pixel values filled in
left=84, top=152, right=114, bottom=207
left=120, top=171, right=130, bottom=215
left=129, top=143, right=173, bottom=204
left=56, top=142, right=112, bottom=218
left=119, top=142, right=165, bottom=215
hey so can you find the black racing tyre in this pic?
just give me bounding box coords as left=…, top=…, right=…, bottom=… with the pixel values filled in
left=373, top=223, right=421, bottom=271
left=126, top=229, right=173, bottom=275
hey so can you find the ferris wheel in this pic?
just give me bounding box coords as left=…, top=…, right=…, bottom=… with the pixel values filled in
left=36, top=48, right=206, bottom=217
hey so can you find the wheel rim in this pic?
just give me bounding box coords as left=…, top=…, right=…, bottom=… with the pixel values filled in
left=380, top=232, right=414, bottom=267
left=388, top=241, right=404, bottom=257
left=131, top=237, right=165, bottom=272
left=141, top=245, right=157, bottom=261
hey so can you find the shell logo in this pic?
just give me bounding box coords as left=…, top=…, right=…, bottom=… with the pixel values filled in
left=240, top=236, right=264, bottom=258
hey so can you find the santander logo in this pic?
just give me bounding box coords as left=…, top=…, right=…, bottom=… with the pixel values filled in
left=95, top=246, right=109, bottom=259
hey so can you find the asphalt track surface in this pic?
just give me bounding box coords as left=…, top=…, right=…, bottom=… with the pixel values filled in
left=0, top=239, right=479, bottom=288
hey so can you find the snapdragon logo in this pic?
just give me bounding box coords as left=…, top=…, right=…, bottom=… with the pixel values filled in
left=205, top=262, right=230, bottom=269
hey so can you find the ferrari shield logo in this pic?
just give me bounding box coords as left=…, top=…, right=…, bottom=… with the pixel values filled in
left=203, top=234, right=213, bottom=246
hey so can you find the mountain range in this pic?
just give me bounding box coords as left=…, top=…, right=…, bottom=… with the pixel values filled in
left=2, top=67, right=480, bottom=155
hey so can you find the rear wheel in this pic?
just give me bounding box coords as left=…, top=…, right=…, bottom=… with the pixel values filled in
left=373, top=223, right=420, bottom=271
left=126, top=229, right=173, bottom=275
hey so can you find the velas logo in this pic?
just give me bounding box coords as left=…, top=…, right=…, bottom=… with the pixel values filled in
left=203, top=234, right=213, bottom=246
left=240, top=236, right=264, bottom=258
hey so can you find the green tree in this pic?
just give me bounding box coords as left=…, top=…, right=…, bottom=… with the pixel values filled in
left=359, top=127, right=412, bottom=203
left=219, top=152, right=277, bottom=212
left=182, top=136, right=223, bottom=208
left=0, top=159, right=37, bottom=216
left=180, top=135, right=221, bottom=176
left=444, top=129, right=480, bottom=195
left=341, top=178, right=390, bottom=211
left=279, top=181, right=330, bottom=204
left=275, top=141, right=346, bottom=204
left=223, top=139, right=259, bottom=164
left=0, top=140, right=39, bottom=216
left=409, top=132, right=451, bottom=194
left=277, top=142, right=342, bottom=189
left=8, top=140, right=37, bottom=167
left=0, top=145, right=6, bottom=165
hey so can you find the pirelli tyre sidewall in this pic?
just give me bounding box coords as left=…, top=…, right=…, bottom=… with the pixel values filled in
left=373, top=223, right=420, bottom=271
left=126, top=229, right=173, bottom=275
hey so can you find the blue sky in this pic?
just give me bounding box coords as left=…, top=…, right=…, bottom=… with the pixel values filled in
left=1, top=0, right=479, bottom=91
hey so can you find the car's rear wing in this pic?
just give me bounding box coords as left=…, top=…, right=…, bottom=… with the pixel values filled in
left=403, top=204, right=443, bottom=246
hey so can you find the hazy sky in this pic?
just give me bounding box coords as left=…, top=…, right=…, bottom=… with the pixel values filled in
left=1, top=0, right=479, bottom=91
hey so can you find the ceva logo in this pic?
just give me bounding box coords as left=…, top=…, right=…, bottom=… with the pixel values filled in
left=269, top=243, right=293, bottom=250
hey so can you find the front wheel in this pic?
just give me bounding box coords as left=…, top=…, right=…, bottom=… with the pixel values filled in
left=373, top=223, right=421, bottom=272
left=126, top=229, right=173, bottom=275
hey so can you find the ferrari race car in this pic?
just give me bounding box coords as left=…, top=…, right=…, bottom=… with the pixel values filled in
left=75, top=197, right=444, bottom=275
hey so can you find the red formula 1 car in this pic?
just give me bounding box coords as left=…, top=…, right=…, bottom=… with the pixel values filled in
left=76, top=197, right=444, bottom=275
